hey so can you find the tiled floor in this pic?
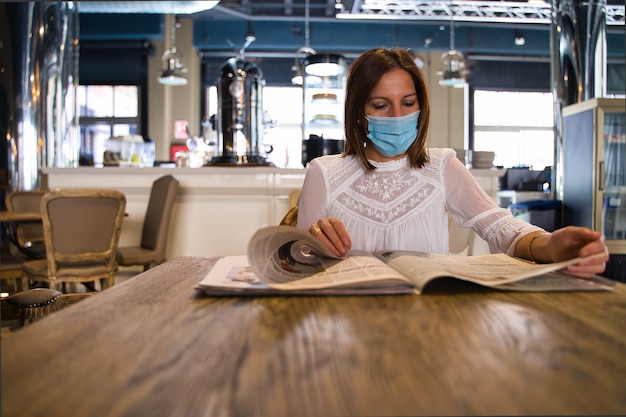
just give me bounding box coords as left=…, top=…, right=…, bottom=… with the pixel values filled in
left=114, top=266, right=145, bottom=285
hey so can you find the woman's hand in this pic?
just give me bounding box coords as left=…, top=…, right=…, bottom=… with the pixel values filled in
left=308, top=217, right=352, bottom=257
left=549, top=226, right=609, bottom=278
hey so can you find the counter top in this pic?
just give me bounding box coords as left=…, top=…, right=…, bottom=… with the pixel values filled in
left=42, top=166, right=504, bottom=175
left=41, top=166, right=308, bottom=176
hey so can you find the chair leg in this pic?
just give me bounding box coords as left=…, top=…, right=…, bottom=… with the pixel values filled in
left=18, top=277, right=28, bottom=292
left=101, top=277, right=114, bottom=290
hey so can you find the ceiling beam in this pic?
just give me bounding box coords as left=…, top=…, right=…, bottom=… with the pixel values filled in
left=337, top=0, right=624, bottom=25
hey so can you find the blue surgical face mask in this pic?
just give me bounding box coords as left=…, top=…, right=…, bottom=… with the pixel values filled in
left=366, top=110, right=420, bottom=157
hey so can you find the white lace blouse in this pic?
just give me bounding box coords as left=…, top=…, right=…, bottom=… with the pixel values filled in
left=297, top=147, right=543, bottom=255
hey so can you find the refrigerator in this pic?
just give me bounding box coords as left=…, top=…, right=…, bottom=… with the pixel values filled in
left=562, top=98, right=626, bottom=281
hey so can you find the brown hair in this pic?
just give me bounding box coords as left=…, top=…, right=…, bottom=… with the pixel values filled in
left=343, top=47, right=430, bottom=171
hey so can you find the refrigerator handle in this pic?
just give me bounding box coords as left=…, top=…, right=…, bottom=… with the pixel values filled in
left=598, top=161, right=605, bottom=191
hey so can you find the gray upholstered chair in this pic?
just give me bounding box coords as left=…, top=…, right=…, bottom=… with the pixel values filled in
left=21, top=189, right=126, bottom=292
left=116, top=175, right=179, bottom=271
left=5, top=190, right=47, bottom=259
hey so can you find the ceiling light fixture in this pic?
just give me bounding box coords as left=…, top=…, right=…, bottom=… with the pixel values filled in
left=514, top=30, right=526, bottom=46
left=437, top=18, right=468, bottom=88
left=305, top=53, right=346, bottom=77
left=77, top=1, right=219, bottom=14
left=159, top=15, right=188, bottom=86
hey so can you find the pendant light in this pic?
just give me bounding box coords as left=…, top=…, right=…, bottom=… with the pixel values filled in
left=438, top=19, right=467, bottom=88
left=291, top=0, right=316, bottom=85
left=305, top=54, right=345, bottom=77
left=159, top=15, right=188, bottom=86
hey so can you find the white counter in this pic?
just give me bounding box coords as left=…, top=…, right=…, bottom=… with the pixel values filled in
left=41, top=166, right=504, bottom=258
left=41, top=167, right=306, bottom=258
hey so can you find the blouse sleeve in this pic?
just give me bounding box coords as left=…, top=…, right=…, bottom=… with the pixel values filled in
left=296, top=158, right=328, bottom=231
left=443, top=155, right=544, bottom=255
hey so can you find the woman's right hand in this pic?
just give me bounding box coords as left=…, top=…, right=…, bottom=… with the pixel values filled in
left=308, top=217, right=352, bottom=257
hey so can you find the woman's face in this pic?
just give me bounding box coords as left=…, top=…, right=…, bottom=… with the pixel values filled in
left=362, top=67, right=420, bottom=162
left=364, top=68, right=419, bottom=118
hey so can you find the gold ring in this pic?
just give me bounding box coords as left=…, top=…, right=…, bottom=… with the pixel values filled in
left=310, top=225, right=322, bottom=236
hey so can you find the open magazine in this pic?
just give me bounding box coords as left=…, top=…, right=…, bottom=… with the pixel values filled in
left=197, top=226, right=615, bottom=296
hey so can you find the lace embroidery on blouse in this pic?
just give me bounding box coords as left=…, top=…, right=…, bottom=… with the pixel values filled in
left=322, top=151, right=447, bottom=227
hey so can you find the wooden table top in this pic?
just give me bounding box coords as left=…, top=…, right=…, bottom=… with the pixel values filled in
left=0, top=211, right=41, bottom=222
left=2, top=256, right=626, bottom=417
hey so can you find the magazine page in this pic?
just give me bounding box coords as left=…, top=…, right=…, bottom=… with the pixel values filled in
left=246, top=226, right=414, bottom=292
left=196, top=255, right=277, bottom=295
left=491, top=271, right=616, bottom=292
left=375, top=251, right=613, bottom=292
left=197, top=255, right=415, bottom=296
left=264, top=252, right=414, bottom=293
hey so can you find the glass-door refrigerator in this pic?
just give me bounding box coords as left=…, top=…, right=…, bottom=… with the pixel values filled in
left=562, top=98, right=626, bottom=281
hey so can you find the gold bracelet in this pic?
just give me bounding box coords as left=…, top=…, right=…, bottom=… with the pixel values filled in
left=528, top=232, right=550, bottom=263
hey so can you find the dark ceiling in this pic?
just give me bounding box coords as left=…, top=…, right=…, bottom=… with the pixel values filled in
left=77, top=0, right=625, bottom=26
left=75, top=1, right=624, bottom=88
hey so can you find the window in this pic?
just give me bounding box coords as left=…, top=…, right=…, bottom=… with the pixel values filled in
left=473, top=90, right=554, bottom=170
left=77, top=85, right=140, bottom=166
left=262, top=87, right=305, bottom=168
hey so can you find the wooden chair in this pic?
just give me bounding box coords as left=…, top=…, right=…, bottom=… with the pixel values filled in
left=0, top=254, right=29, bottom=294
left=22, top=189, right=126, bottom=292
left=280, top=206, right=299, bottom=226
left=5, top=190, right=47, bottom=259
left=288, top=189, right=301, bottom=209
left=279, top=189, right=301, bottom=226
left=448, top=215, right=476, bottom=256
left=116, top=175, right=179, bottom=271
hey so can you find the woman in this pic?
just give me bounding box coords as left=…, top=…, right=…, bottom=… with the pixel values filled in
left=297, top=47, right=608, bottom=278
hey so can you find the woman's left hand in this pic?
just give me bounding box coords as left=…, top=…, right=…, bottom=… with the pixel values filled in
left=550, top=226, right=609, bottom=278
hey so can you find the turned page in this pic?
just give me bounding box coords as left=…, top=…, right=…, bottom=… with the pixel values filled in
left=247, top=226, right=411, bottom=289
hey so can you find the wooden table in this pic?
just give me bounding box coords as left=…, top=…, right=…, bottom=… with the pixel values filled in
left=2, top=257, right=626, bottom=417
left=0, top=211, right=42, bottom=223
left=0, top=210, right=43, bottom=258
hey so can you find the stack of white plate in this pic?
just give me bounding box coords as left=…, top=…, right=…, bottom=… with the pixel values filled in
left=470, top=151, right=495, bottom=169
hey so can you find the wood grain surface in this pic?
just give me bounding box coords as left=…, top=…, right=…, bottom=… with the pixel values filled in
left=0, top=211, right=42, bottom=223
left=2, top=256, right=626, bottom=417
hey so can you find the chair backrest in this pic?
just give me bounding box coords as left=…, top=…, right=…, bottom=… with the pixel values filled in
left=41, top=189, right=126, bottom=274
left=140, top=175, right=179, bottom=252
left=288, top=189, right=301, bottom=208
left=280, top=206, right=298, bottom=226
left=5, top=190, right=47, bottom=247
left=448, top=215, right=476, bottom=256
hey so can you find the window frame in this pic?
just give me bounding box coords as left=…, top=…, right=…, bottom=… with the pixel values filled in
left=77, top=84, right=143, bottom=166
left=470, top=89, right=555, bottom=170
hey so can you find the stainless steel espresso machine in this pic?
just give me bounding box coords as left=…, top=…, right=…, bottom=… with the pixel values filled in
left=206, top=55, right=272, bottom=166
